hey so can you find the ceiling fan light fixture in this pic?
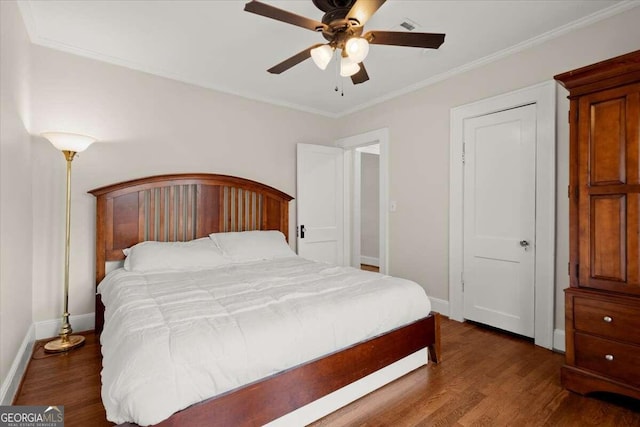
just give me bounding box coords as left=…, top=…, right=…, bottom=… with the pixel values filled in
left=340, top=57, right=360, bottom=77
left=310, top=44, right=333, bottom=70
left=345, top=37, right=369, bottom=63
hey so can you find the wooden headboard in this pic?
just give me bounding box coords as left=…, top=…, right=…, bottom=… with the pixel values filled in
left=89, top=173, right=293, bottom=332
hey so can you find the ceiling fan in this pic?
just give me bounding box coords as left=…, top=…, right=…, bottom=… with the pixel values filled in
left=244, top=0, right=445, bottom=85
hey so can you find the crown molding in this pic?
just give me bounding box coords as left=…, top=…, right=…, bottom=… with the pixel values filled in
left=17, top=0, right=639, bottom=119
left=16, top=1, right=338, bottom=118
left=337, top=0, right=640, bottom=116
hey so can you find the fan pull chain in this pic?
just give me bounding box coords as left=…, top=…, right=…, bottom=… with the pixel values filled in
left=331, top=49, right=345, bottom=96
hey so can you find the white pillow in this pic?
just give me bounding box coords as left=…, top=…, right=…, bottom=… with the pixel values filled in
left=209, top=230, right=296, bottom=261
left=123, top=238, right=230, bottom=272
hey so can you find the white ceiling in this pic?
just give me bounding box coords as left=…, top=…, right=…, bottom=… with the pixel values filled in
left=18, top=1, right=636, bottom=117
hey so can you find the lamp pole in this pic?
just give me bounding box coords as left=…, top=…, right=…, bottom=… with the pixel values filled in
left=45, top=150, right=85, bottom=352
left=41, top=132, right=96, bottom=353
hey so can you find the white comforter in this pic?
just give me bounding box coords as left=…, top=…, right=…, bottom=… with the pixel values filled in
left=98, top=256, right=431, bottom=426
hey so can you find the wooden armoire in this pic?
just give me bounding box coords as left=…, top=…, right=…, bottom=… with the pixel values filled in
left=555, top=50, right=640, bottom=400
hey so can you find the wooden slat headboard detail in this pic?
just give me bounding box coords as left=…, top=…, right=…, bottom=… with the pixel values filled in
left=89, top=173, right=293, bottom=332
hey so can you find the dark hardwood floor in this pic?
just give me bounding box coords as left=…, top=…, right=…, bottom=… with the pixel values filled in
left=361, top=264, right=379, bottom=272
left=312, top=319, right=640, bottom=426
left=14, top=331, right=110, bottom=426
left=14, top=319, right=640, bottom=426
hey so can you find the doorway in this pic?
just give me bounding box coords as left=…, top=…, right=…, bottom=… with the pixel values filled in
left=337, top=128, right=389, bottom=274
left=449, top=81, right=556, bottom=349
left=355, top=145, right=380, bottom=272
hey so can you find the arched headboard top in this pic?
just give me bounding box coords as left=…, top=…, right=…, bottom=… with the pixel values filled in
left=89, top=173, right=293, bottom=201
left=90, top=173, right=294, bottom=332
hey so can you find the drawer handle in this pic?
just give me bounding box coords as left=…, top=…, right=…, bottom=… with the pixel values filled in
left=605, top=354, right=614, bottom=361
left=603, top=316, right=613, bottom=323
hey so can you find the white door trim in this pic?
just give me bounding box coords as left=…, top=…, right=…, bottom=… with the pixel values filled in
left=336, top=128, right=390, bottom=274
left=449, top=81, right=556, bottom=349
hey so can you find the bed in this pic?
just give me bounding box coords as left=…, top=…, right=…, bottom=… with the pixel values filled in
left=90, top=173, right=441, bottom=427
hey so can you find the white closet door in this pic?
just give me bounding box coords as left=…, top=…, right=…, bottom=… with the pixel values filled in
left=463, top=104, right=536, bottom=337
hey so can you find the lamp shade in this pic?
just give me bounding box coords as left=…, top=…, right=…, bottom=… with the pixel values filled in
left=345, top=37, right=369, bottom=63
left=310, top=44, right=334, bottom=70
left=41, top=132, right=96, bottom=152
left=340, top=57, right=361, bottom=77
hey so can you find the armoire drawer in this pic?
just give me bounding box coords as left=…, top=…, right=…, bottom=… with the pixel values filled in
left=574, top=333, right=640, bottom=386
left=573, top=297, right=640, bottom=345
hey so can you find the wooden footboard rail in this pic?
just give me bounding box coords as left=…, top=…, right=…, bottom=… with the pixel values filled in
left=120, top=313, right=441, bottom=427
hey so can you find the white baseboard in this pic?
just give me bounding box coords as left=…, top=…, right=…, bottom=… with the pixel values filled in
left=429, top=298, right=449, bottom=317
left=35, top=312, right=95, bottom=340
left=0, top=324, right=35, bottom=405
left=553, top=329, right=565, bottom=353
left=360, top=256, right=379, bottom=267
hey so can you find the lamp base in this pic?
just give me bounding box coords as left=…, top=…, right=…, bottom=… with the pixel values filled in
left=44, top=334, right=85, bottom=353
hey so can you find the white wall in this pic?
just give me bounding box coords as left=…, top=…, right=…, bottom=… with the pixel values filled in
left=0, top=0, right=33, bottom=393
left=336, top=7, right=640, bottom=330
left=360, top=153, right=379, bottom=262
left=28, top=45, right=338, bottom=322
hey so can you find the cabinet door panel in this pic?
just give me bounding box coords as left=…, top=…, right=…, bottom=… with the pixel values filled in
left=626, top=91, right=640, bottom=185
left=627, top=193, right=640, bottom=286
left=590, top=97, right=626, bottom=186
left=590, top=195, right=626, bottom=281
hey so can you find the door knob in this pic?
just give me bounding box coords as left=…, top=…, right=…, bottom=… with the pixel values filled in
left=519, top=240, right=529, bottom=248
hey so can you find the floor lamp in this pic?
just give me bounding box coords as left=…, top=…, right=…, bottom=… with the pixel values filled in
left=41, top=132, right=96, bottom=353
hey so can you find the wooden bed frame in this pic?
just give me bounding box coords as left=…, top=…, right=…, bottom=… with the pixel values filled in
left=90, top=173, right=441, bottom=427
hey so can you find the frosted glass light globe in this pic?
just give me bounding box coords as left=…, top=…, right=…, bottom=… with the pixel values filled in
left=345, top=37, right=369, bottom=63
left=310, top=45, right=334, bottom=70
left=340, top=57, right=361, bottom=77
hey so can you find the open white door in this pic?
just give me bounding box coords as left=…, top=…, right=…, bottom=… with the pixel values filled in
left=297, top=143, right=345, bottom=265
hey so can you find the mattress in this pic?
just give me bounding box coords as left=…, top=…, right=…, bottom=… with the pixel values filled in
left=98, top=256, right=431, bottom=425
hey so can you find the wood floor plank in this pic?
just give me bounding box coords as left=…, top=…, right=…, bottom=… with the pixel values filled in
left=12, top=318, right=640, bottom=426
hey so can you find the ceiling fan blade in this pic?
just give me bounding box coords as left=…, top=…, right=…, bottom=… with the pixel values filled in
left=244, top=1, right=327, bottom=32
left=267, top=44, right=324, bottom=74
left=351, top=63, right=369, bottom=84
left=364, top=31, right=445, bottom=49
left=346, top=0, right=386, bottom=27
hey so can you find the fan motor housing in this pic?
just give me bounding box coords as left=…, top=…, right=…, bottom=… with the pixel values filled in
left=312, top=0, right=356, bottom=12
left=323, top=23, right=363, bottom=47
left=318, top=7, right=363, bottom=45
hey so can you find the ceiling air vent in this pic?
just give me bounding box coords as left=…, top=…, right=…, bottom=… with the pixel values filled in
left=400, top=21, right=416, bottom=31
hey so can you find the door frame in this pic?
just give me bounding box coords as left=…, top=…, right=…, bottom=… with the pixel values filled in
left=336, top=128, right=390, bottom=274
left=449, top=81, right=556, bottom=349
